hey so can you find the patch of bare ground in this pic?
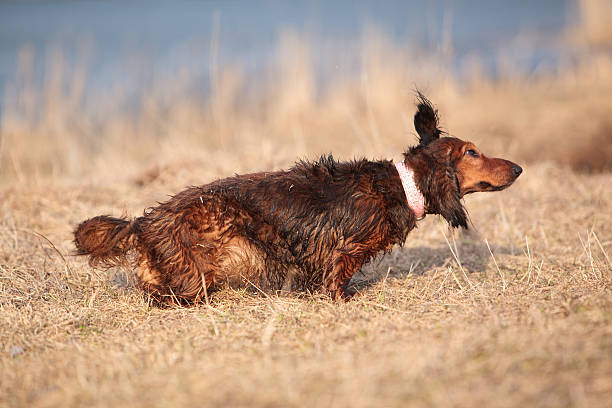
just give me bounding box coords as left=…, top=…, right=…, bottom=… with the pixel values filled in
left=1, top=162, right=610, bottom=408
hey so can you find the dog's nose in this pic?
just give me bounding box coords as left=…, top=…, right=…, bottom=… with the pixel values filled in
left=512, top=165, right=523, bottom=177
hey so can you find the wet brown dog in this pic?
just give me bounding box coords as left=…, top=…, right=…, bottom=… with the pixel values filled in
left=74, top=94, right=522, bottom=303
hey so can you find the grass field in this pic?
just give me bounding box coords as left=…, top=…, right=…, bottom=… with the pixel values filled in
left=1, top=1, right=611, bottom=407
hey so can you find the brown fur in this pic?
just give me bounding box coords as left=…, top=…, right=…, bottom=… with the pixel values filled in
left=74, top=93, right=522, bottom=304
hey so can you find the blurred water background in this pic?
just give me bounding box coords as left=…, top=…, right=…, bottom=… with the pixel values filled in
left=0, top=0, right=610, bottom=182
left=0, top=0, right=574, bottom=111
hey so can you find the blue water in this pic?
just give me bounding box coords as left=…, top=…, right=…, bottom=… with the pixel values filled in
left=0, top=0, right=574, bottom=109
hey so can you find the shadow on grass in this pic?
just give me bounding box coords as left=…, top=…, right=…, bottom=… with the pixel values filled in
left=350, top=239, right=515, bottom=292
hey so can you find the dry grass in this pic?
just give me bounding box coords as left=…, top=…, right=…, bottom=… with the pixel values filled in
left=1, top=2, right=612, bottom=407
left=1, top=163, right=611, bottom=408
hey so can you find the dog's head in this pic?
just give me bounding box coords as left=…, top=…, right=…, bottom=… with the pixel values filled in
left=405, top=93, right=522, bottom=228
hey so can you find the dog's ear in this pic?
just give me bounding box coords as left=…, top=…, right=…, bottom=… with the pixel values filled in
left=439, top=190, right=468, bottom=229
left=426, top=167, right=468, bottom=229
left=414, top=92, right=442, bottom=146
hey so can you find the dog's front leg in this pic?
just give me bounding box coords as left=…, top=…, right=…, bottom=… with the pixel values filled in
left=323, top=250, right=365, bottom=301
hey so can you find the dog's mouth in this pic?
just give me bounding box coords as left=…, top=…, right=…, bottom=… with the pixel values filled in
left=489, top=181, right=516, bottom=191
left=462, top=180, right=516, bottom=195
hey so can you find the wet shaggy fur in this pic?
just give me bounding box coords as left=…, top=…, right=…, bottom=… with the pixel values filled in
left=74, top=94, right=522, bottom=303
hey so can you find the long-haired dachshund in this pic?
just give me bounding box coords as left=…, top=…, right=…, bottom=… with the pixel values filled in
left=74, top=94, right=522, bottom=303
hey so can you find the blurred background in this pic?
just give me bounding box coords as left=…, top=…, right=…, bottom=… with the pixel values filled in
left=0, top=0, right=611, bottom=186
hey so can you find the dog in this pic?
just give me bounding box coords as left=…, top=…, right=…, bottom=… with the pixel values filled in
left=74, top=94, right=522, bottom=303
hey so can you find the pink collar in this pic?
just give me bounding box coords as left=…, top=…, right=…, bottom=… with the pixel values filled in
left=394, top=161, right=426, bottom=220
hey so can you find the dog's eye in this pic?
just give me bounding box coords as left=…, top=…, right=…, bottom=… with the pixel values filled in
left=465, top=149, right=479, bottom=158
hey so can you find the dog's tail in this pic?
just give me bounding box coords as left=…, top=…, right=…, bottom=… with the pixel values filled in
left=74, top=215, right=139, bottom=267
